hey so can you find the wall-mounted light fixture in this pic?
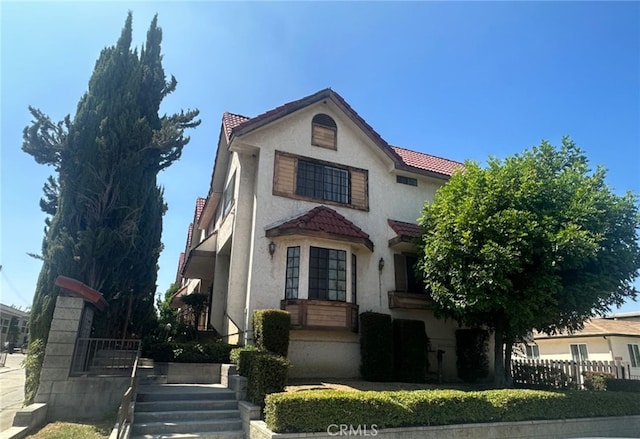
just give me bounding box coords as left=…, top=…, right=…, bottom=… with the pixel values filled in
left=378, top=257, right=385, bottom=271
left=268, top=241, right=276, bottom=258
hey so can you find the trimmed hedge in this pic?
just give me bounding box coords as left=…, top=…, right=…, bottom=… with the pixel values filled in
left=247, top=351, right=290, bottom=407
left=253, top=309, right=290, bottom=357
left=359, top=312, right=394, bottom=381
left=265, top=388, right=640, bottom=433
left=230, top=345, right=260, bottom=377
left=144, top=341, right=235, bottom=363
left=455, top=328, right=489, bottom=383
left=606, top=378, right=640, bottom=393
left=393, top=319, right=429, bottom=383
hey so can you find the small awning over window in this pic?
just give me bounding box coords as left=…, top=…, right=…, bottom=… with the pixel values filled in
left=181, top=232, right=217, bottom=280
left=387, top=219, right=421, bottom=252
left=266, top=206, right=374, bottom=252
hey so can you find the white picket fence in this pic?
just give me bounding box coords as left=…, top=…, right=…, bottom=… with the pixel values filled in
left=511, top=358, right=635, bottom=389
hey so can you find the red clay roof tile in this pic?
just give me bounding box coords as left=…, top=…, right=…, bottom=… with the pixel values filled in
left=391, top=146, right=463, bottom=177
left=222, top=112, right=250, bottom=141
left=266, top=206, right=374, bottom=251
left=195, top=197, right=206, bottom=223
left=387, top=219, right=422, bottom=239
left=221, top=90, right=462, bottom=178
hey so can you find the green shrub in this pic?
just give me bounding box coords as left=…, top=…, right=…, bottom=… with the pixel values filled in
left=582, top=371, right=614, bottom=391
left=605, top=378, right=640, bottom=393
left=144, top=341, right=235, bottom=363
left=265, top=390, right=410, bottom=433
left=144, top=341, right=175, bottom=362
left=24, top=338, right=46, bottom=405
left=247, top=351, right=290, bottom=407
left=455, top=328, right=489, bottom=383
left=359, top=312, right=393, bottom=381
left=265, top=388, right=640, bottom=433
left=393, top=319, right=429, bottom=383
left=230, top=345, right=260, bottom=377
left=253, top=310, right=290, bottom=357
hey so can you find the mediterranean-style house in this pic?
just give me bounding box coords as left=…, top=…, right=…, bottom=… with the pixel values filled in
left=529, top=317, right=640, bottom=379
left=174, top=88, right=470, bottom=379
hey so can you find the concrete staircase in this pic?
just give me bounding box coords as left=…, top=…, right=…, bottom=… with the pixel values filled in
left=130, top=383, right=244, bottom=439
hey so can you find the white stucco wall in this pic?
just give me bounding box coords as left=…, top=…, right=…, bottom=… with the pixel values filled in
left=216, top=100, right=469, bottom=379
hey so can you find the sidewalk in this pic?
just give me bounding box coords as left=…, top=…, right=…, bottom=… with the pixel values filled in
left=0, top=353, right=26, bottom=432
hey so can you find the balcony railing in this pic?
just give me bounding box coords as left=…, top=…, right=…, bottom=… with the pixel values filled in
left=70, top=338, right=141, bottom=376
left=281, top=299, right=358, bottom=332
left=388, top=291, right=433, bottom=310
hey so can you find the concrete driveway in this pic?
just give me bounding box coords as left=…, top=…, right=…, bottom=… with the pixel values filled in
left=0, top=353, right=26, bottom=432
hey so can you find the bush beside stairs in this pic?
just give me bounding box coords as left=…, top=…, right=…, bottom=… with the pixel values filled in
left=130, top=370, right=244, bottom=439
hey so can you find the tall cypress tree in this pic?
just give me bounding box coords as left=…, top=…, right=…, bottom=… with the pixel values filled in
left=22, top=13, right=199, bottom=400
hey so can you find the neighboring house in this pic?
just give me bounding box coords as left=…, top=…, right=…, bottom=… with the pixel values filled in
left=177, top=88, right=469, bottom=379
left=0, top=303, right=29, bottom=348
left=530, top=318, right=640, bottom=379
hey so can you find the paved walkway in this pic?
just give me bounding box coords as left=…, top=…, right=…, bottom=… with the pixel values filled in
left=0, top=353, right=26, bottom=432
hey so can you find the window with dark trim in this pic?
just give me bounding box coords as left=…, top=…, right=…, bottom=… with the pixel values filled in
left=351, top=253, right=357, bottom=304
left=309, top=246, right=346, bottom=301
left=570, top=343, right=589, bottom=361
left=396, top=175, right=417, bottom=186
left=273, top=151, right=369, bottom=211
left=394, top=254, right=427, bottom=293
left=312, top=114, right=337, bottom=149
left=296, top=160, right=349, bottom=204
left=525, top=344, right=540, bottom=360
left=222, top=172, right=236, bottom=217
left=285, top=246, right=300, bottom=299
left=628, top=344, right=640, bottom=368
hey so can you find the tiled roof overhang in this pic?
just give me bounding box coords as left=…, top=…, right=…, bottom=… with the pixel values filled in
left=266, top=206, right=374, bottom=252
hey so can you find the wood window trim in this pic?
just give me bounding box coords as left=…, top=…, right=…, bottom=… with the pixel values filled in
left=273, top=150, right=369, bottom=211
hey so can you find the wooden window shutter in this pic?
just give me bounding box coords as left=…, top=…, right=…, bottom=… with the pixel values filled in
left=312, top=124, right=337, bottom=149
left=394, top=254, right=408, bottom=292
left=350, top=168, right=368, bottom=210
left=273, top=152, right=296, bottom=196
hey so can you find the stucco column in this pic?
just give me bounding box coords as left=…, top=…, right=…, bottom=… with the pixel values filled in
left=226, top=151, right=258, bottom=345
left=34, top=295, right=93, bottom=404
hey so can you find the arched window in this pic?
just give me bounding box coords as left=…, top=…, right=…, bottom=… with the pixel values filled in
left=311, top=113, right=337, bottom=149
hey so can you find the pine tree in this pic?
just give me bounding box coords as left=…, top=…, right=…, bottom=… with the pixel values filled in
left=22, top=13, right=199, bottom=401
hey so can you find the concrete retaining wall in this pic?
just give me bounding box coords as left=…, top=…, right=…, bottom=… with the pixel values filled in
left=43, top=376, right=129, bottom=420
left=154, top=362, right=222, bottom=384
left=250, top=415, right=640, bottom=439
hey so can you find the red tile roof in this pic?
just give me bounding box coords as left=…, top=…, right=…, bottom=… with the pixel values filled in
left=387, top=219, right=422, bottom=239
left=391, top=146, right=463, bottom=177
left=177, top=252, right=185, bottom=279
left=266, top=206, right=374, bottom=251
left=186, top=223, right=194, bottom=251
left=220, top=89, right=462, bottom=179
left=222, top=112, right=250, bottom=141
left=195, top=197, right=206, bottom=223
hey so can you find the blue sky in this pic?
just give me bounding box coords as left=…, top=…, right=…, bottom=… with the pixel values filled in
left=1, top=1, right=639, bottom=314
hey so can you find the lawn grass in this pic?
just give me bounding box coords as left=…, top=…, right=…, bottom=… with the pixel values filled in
left=27, top=414, right=115, bottom=439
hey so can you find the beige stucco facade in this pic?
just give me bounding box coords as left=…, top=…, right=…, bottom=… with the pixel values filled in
left=534, top=329, right=640, bottom=379
left=180, top=90, right=475, bottom=380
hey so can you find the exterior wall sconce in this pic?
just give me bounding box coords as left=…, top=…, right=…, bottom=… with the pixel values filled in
left=378, top=257, right=385, bottom=271
left=268, top=241, right=276, bottom=258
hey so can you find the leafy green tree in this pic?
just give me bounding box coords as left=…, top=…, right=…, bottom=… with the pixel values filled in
left=22, top=13, right=199, bottom=401
left=180, top=293, right=209, bottom=331
left=418, top=138, right=640, bottom=387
